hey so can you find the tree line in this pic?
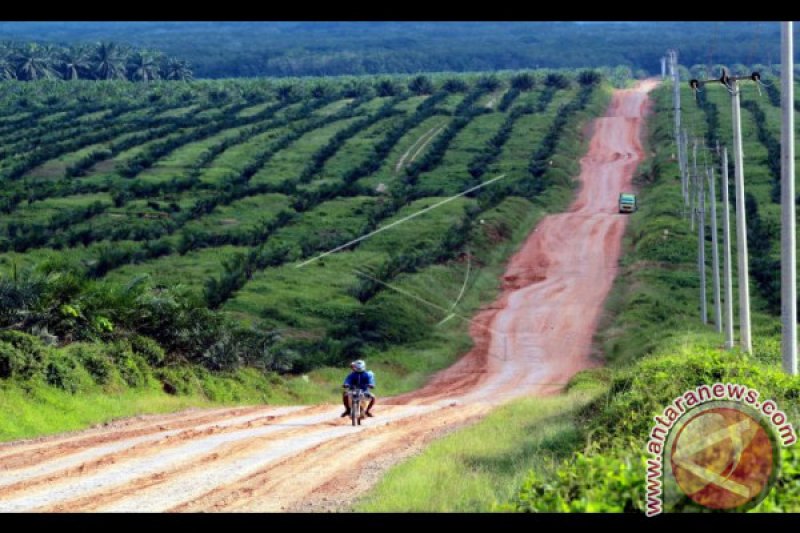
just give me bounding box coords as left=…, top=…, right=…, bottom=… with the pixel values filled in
left=0, top=41, right=192, bottom=81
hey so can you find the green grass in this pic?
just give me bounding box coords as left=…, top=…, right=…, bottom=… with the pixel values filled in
left=85, top=128, right=196, bottom=177
left=314, top=98, right=355, bottom=116
left=356, top=115, right=451, bottom=190
left=236, top=99, right=277, bottom=118
left=359, top=197, right=473, bottom=255
left=268, top=195, right=378, bottom=253
left=321, top=113, right=410, bottom=180
left=0, top=246, right=98, bottom=275
left=155, top=104, right=200, bottom=119
left=0, top=362, right=349, bottom=443
left=198, top=125, right=296, bottom=185
left=415, top=112, right=510, bottom=196
left=0, top=75, right=616, bottom=446
left=182, top=193, right=292, bottom=236
left=250, top=116, right=362, bottom=186
left=489, top=88, right=574, bottom=178
left=0, top=380, right=219, bottom=442
left=137, top=124, right=259, bottom=183
left=356, top=387, right=604, bottom=512
left=77, top=109, right=113, bottom=123
left=348, top=81, right=800, bottom=514
left=3, top=193, right=113, bottom=227
left=498, top=83, right=800, bottom=514
left=393, top=95, right=429, bottom=113
left=104, top=245, right=250, bottom=295
left=225, top=250, right=388, bottom=331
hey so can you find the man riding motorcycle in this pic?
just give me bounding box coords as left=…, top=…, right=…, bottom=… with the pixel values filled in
left=341, top=359, right=376, bottom=418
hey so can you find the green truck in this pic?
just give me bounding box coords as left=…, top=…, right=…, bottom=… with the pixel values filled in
left=618, top=193, right=637, bottom=213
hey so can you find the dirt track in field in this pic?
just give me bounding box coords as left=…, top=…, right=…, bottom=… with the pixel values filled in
left=0, top=81, right=656, bottom=512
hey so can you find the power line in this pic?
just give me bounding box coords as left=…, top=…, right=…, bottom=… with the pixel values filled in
left=690, top=67, right=759, bottom=352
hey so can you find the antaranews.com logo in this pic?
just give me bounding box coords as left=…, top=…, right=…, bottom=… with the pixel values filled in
left=645, top=383, right=797, bottom=516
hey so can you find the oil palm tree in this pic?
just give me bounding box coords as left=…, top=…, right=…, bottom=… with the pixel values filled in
left=161, top=57, right=192, bottom=81
left=510, top=72, right=535, bottom=91
left=93, top=42, right=127, bottom=80
left=375, top=78, right=400, bottom=97
left=128, top=51, right=161, bottom=82
left=0, top=45, right=16, bottom=80
left=407, top=74, right=434, bottom=95
left=477, top=75, right=501, bottom=91
left=13, top=43, right=57, bottom=81
left=60, top=45, right=92, bottom=80
left=0, top=50, right=17, bottom=80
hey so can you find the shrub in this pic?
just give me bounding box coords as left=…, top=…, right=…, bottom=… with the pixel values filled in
left=504, top=452, right=645, bottom=512
left=44, top=350, right=92, bottom=393
left=155, top=366, right=202, bottom=396
left=0, top=341, right=26, bottom=379
left=129, top=334, right=166, bottom=366
left=0, top=331, right=48, bottom=380
left=108, top=342, right=150, bottom=388
left=66, top=343, right=116, bottom=386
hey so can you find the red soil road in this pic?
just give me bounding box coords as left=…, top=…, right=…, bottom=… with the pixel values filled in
left=0, top=81, right=656, bottom=513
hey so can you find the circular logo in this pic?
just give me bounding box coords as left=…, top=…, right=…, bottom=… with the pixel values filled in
left=668, top=403, right=779, bottom=511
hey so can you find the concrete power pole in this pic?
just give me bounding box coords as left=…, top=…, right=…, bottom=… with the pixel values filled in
left=682, top=129, right=690, bottom=210
left=731, top=78, right=752, bottom=353
left=690, top=69, right=754, bottom=351
left=691, top=140, right=698, bottom=231
left=661, top=56, right=667, bottom=79
left=698, top=163, right=707, bottom=324
left=721, top=148, right=735, bottom=349
left=709, top=167, right=722, bottom=332
left=781, top=21, right=798, bottom=375
left=671, top=51, right=686, bottom=205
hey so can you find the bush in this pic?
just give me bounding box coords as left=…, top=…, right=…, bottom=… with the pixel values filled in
left=66, top=343, right=117, bottom=386
left=0, top=331, right=48, bottom=380
left=0, top=341, right=27, bottom=379
left=155, top=366, right=202, bottom=396
left=44, top=350, right=93, bottom=393
left=108, top=342, right=150, bottom=388
left=504, top=452, right=645, bottom=512
left=129, top=334, right=166, bottom=366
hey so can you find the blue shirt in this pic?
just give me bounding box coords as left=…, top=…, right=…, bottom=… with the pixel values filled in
left=344, top=370, right=375, bottom=390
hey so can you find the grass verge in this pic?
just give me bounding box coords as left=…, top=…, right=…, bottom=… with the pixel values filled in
left=352, top=82, right=800, bottom=513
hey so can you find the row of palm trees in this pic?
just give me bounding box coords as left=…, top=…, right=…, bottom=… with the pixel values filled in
left=0, top=41, right=193, bottom=82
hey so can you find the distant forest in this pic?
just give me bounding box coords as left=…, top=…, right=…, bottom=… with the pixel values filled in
left=0, top=22, right=791, bottom=79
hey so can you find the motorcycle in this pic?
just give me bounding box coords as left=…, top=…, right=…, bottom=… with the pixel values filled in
left=347, top=388, right=368, bottom=426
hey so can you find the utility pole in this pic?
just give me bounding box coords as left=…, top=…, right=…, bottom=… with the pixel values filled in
left=691, top=140, right=698, bottom=231
left=709, top=167, right=722, bottom=332
left=721, top=147, right=735, bottom=349
left=661, top=56, right=667, bottom=79
left=670, top=50, right=687, bottom=206
left=781, top=21, right=798, bottom=375
left=698, top=163, right=707, bottom=324
left=731, top=78, right=752, bottom=353
left=690, top=68, right=754, bottom=352
left=682, top=128, right=690, bottom=211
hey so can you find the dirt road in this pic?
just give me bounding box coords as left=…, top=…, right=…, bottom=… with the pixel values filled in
left=0, top=81, right=656, bottom=512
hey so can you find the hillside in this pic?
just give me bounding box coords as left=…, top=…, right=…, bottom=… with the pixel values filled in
left=0, top=71, right=607, bottom=439
left=356, top=79, right=800, bottom=513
